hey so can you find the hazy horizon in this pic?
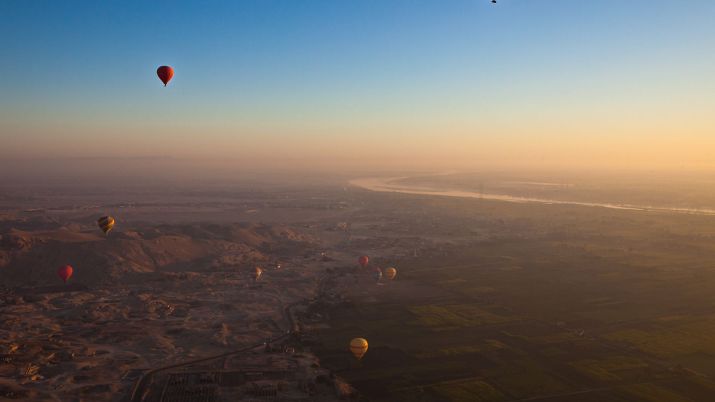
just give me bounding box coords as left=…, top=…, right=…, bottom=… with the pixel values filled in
left=2, top=0, right=714, bottom=174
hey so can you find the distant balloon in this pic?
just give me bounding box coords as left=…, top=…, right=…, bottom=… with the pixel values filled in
left=349, top=338, right=368, bottom=360
left=156, top=66, right=174, bottom=86
left=97, top=216, right=115, bottom=235
left=373, top=267, right=383, bottom=283
left=358, top=255, right=369, bottom=268
left=57, top=265, right=73, bottom=284
left=255, top=266, right=263, bottom=281
left=385, top=267, right=397, bottom=280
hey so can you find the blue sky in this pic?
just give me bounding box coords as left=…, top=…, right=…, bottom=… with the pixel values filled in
left=1, top=1, right=714, bottom=169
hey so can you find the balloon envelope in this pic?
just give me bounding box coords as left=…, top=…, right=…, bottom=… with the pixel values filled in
left=57, top=265, right=73, bottom=283
left=156, top=66, right=174, bottom=86
left=358, top=255, right=369, bottom=268
left=385, top=267, right=397, bottom=280
left=373, top=267, right=383, bottom=283
left=349, top=338, right=368, bottom=360
left=97, top=216, right=115, bottom=235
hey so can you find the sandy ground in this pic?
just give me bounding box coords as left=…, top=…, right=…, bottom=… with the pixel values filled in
left=0, top=186, right=350, bottom=401
left=1, top=256, right=333, bottom=401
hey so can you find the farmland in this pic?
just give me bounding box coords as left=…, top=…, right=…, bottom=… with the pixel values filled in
left=311, top=187, right=715, bottom=401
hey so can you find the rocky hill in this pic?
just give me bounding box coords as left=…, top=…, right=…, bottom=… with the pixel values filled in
left=0, top=223, right=315, bottom=287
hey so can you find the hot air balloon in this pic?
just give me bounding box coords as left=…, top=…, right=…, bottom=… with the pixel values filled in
left=373, top=267, right=383, bottom=283
left=57, top=265, right=73, bottom=284
left=349, top=338, right=368, bottom=360
left=358, top=255, right=369, bottom=268
left=385, top=267, right=397, bottom=280
left=255, top=266, right=263, bottom=281
left=97, top=216, right=115, bottom=235
left=157, top=66, right=174, bottom=86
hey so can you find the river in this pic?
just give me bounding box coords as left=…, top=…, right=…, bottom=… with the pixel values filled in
left=349, top=176, right=715, bottom=216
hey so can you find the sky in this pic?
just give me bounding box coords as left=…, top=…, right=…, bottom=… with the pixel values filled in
left=1, top=0, right=714, bottom=173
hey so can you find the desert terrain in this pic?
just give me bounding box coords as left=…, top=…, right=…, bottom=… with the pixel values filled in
left=0, top=182, right=361, bottom=401
left=3, top=173, right=715, bottom=401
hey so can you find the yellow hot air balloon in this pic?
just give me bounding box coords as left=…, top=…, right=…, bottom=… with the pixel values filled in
left=349, top=338, right=368, bottom=360
left=255, top=266, right=263, bottom=281
left=97, top=216, right=115, bottom=235
left=385, top=267, right=397, bottom=280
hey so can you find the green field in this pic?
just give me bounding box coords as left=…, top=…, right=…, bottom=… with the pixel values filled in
left=312, top=191, right=715, bottom=401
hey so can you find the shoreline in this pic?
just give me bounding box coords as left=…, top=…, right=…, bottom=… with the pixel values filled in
left=349, top=176, right=715, bottom=216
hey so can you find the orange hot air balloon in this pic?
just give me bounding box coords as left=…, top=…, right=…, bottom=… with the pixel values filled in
left=156, top=66, right=174, bottom=86
left=349, top=338, right=368, bottom=360
left=358, top=255, right=369, bottom=268
left=255, top=266, right=263, bottom=281
left=385, top=267, right=397, bottom=280
left=57, top=265, right=73, bottom=284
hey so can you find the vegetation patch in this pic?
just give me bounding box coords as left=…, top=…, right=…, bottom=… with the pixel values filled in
left=409, top=304, right=510, bottom=330
left=431, top=378, right=508, bottom=402
left=570, top=356, right=649, bottom=381
left=619, top=383, right=694, bottom=402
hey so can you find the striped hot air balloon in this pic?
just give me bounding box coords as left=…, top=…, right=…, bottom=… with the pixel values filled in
left=349, top=338, right=368, bottom=360
left=373, top=267, right=383, bottom=283
left=97, top=216, right=115, bottom=235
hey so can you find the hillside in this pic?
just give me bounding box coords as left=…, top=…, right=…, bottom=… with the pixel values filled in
left=0, top=223, right=315, bottom=287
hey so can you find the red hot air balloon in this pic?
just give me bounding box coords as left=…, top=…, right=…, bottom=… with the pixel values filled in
left=358, top=255, right=369, bottom=268
left=156, top=66, right=174, bottom=86
left=57, top=265, right=73, bottom=284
